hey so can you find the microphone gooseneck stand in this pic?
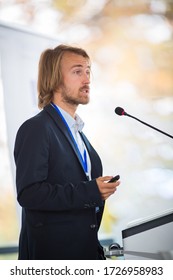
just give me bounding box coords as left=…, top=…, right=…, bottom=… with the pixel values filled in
left=115, top=107, right=173, bottom=139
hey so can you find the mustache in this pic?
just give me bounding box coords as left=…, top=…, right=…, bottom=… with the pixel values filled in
left=79, top=85, right=90, bottom=91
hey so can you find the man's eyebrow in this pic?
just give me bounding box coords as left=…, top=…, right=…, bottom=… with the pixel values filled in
left=70, top=64, right=91, bottom=69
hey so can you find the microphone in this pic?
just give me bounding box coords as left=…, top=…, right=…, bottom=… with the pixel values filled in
left=115, top=107, right=127, bottom=116
left=115, top=106, right=173, bottom=139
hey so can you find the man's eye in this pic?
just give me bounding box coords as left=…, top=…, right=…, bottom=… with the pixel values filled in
left=74, top=70, right=82, bottom=75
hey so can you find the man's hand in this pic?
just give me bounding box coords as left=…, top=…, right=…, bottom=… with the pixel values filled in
left=96, top=176, right=120, bottom=200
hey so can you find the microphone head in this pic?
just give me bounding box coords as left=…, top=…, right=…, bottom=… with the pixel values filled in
left=115, top=107, right=126, bottom=116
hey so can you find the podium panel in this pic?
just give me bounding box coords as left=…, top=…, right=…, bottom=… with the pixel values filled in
left=122, top=209, right=173, bottom=260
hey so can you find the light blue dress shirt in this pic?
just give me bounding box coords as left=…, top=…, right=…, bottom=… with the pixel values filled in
left=57, top=106, right=91, bottom=180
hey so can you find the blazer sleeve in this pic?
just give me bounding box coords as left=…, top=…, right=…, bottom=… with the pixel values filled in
left=14, top=117, right=103, bottom=212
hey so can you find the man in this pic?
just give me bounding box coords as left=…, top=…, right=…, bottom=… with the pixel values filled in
left=14, top=44, right=120, bottom=260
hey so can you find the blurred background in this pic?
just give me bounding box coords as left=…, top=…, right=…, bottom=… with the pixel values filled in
left=0, top=0, right=173, bottom=259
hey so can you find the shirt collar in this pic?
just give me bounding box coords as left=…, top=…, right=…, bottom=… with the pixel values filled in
left=56, top=105, right=84, bottom=132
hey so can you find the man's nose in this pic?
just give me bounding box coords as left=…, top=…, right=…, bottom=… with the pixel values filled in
left=83, top=73, right=90, bottom=84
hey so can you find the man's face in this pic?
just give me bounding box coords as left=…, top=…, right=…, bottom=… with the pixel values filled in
left=58, top=52, right=91, bottom=106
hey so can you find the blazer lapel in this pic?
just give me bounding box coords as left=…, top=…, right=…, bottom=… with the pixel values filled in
left=44, top=104, right=88, bottom=177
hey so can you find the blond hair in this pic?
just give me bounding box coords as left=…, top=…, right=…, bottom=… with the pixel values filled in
left=37, top=44, right=90, bottom=109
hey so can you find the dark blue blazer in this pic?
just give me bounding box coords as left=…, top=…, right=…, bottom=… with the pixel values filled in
left=14, top=104, right=105, bottom=259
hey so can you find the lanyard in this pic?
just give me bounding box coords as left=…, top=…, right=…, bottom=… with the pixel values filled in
left=51, top=103, right=88, bottom=174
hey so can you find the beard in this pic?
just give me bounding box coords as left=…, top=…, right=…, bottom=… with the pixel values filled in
left=60, top=84, right=90, bottom=106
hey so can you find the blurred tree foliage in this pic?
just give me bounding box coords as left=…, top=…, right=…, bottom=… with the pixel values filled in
left=5, top=0, right=173, bottom=98
left=50, top=0, right=173, bottom=98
